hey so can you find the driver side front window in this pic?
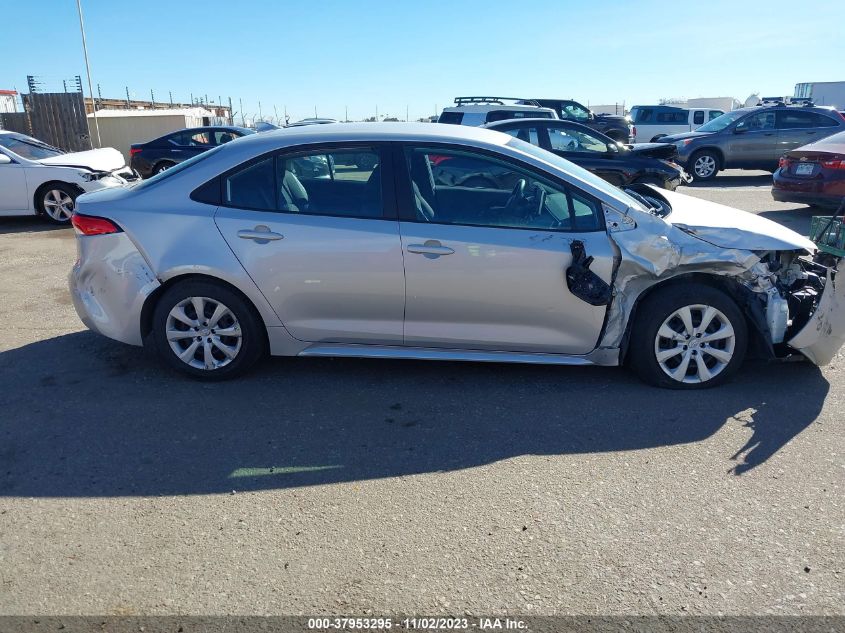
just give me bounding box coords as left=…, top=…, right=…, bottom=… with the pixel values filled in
left=404, top=147, right=601, bottom=232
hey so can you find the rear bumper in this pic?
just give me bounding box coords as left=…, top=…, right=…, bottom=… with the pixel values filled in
left=772, top=171, right=845, bottom=208
left=788, top=259, right=845, bottom=365
left=69, top=232, right=160, bottom=346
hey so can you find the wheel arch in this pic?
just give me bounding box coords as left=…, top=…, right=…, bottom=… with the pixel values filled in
left=140, top=273, right=270, bottom=350
left=689, top=146, right=725, bottom=170
left=33, top=180, right=85, bottom=214
left=618, top=272, right=770, bottom=365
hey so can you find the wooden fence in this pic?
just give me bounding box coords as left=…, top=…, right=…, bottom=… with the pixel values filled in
left=22, top=91, right=91, bottom=152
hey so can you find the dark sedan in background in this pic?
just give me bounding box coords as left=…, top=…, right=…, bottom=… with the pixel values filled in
left=773, top=130, right=845, bottom=209
left=129, top=126, right=254, bottom=178
left=483, top=118, right=687, bottom=190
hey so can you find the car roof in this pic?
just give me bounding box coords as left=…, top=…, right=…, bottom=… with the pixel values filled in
left=230, top=122, right=512, bottom=149
left=442, top=104, right=556, bottom=114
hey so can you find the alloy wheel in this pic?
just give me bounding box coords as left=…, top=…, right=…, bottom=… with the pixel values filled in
left=693, top=155, right=717, bottom=179
left=43, top=189, right=75, bottom=222
left=166, top=296, right=243, bottom=370
left=654, top=304, right=736, bottom=384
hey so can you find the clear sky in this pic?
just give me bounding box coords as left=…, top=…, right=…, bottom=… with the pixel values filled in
left=3, top=0, right=844, bottom=122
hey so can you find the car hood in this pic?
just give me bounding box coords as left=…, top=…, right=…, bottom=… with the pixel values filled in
left=655, top=188, right=817, bottom=252
left=627, top=142, right=678, bottom=160
left=38, top=147, right=126, bottom=171
left=660, top=131, right=711, bottom=143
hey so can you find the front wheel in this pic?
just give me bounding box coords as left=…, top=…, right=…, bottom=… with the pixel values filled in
left=38, top=183, right=78, bottom=224
left=689, top=150, right=720, bottom=181
left=151, top=280, right=266, bottom=380
left=628, top=284, right=747, bottom=389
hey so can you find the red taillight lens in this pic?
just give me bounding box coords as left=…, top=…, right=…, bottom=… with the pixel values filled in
left=71, top=214, right=122, bottom=235
left=129, top=147, right=141, bottom=156
left=821, top=159, right=845, bottom=170
left=778, top=157, right=789, bottom=169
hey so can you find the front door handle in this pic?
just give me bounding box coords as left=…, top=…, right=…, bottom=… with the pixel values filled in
left=238, top=226, right=284, bottom=242
left=407, top=240, right=455, bottom=258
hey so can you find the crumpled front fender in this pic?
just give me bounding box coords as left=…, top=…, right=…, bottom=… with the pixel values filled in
left=787, top=259, right=845, bottom=365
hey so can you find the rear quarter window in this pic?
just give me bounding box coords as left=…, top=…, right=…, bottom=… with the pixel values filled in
left=437, top=112, right=464, bottom=125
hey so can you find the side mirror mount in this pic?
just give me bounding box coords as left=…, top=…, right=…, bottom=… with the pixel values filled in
left=0, top=154, right=12, bottom=165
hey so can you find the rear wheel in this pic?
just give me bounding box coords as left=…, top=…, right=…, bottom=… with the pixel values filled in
left=152, top=161, right=175, bottom=176
left=689, top=150, right=720, bottom=181
left=151, top=280, right=266, bottom=380
left=628, top=284, right=747, bottom=389
left=37, top=183, right=78, bottom=224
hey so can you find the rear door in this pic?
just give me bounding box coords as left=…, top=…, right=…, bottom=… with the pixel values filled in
left=396, top=144, right=615, bottom=354
left=777, top=110, right=841, bottom=155
left=214, top=144, right=406, bottom=343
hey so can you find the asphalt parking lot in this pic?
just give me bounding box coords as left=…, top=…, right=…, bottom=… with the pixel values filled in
left=0, top=171, right=842, bottom=616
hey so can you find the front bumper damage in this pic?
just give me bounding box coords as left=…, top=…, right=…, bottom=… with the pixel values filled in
left=597, top=205, right=845, bottom=367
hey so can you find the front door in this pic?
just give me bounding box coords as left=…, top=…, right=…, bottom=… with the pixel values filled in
left=214, top=145, right=406, bottom=344
left=397, top=145, right=614, bottom=354
left=0, top=153, right=28, bottom=213
left=727, top=111, right=779, bottom=167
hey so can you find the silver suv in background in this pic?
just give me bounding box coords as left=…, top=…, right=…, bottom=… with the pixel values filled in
left=438, top=97, right=557, bottom=126
left=659, top=102, right=845, bottom=181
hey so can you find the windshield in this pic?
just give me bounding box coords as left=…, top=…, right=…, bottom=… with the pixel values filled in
left=132, top=144, right=225, bottom=191
left=0, top=133, right=63, bottom=160
left=695, top=110, right=746, bottom=133
left=505, top=137, right=646, bottom=212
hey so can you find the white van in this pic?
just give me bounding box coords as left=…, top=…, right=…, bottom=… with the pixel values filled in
left=630, top=105, right=724, bottom=143
left=439, top=97, right=557, bottom=127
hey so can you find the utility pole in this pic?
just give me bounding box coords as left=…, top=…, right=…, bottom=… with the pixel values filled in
left=169, top=91, right=173, bottom=107
left=75, top=0, right=101, bottom=147
left=314, top=105, right=318, bottom=118
left=125, top=86, right=131, bottom=108
left=239, top=98, right=245, bottom=126
left=63, top=79, right=68, bottom=93
left=406, top=105, right=409, bottom=122
left=258, top=101, right=263, bottom=121
left=273, top=105, right=278, bottom=124
left=345, top=105, right=348, bottom=122
left=150, top=89, right=155, bottom=108
left=229, top=97, right=234, bottom=124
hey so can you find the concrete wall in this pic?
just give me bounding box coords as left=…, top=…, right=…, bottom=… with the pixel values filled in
left=86, top=112, right=204, bottom=163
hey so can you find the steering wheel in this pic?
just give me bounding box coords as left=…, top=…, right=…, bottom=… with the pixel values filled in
left=504, top=179, right=527, bottom=212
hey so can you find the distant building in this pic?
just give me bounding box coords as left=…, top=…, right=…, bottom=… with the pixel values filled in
left=0, top=90, right=18, bottom=113
left=794, top=81, right=845, bottom=109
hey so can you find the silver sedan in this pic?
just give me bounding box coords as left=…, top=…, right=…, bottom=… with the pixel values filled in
left=68, top=123, right=845, bottom=388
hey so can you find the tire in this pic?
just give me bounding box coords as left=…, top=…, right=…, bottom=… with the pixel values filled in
left=36, top=183, right=78, bottom=224
left=152, top=161, right=175, bottom=176
left=151, top=280, right=266, bottom=380
left=689, top=150, right=720, bottom=181
left=628, top=283, right=748, bottom=389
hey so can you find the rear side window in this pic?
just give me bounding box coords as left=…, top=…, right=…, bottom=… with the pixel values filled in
left=224, top=157, right=275, bottom=210
left=633, top=108, right=653, bottom=123
left=779, top=111, right=818, bottom=129
left=656, top=110, right=687, bottom=123
left=693, top=111, right=705, bottom=125
left=810, top=113, right=840, bottom=127
left=500, top=126, right=540, bottom=145
left=438, top=112, right=464, bottom=125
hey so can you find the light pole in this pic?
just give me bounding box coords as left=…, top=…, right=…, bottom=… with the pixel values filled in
left=75, top=0, right=101, bottom=148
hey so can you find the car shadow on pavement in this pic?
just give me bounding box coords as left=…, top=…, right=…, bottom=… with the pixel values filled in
left=682, top=173, right=773, bottom=189
left=0, top=332, right=830, bottom=497
left=759, top=206, right=820, bottom=235
left=0, top=217, right=69, bottom=235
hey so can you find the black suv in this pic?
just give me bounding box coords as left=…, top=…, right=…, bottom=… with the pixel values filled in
left=130, top=126, right=254, bottom=178
left=529, top=99, right=632, bottom=143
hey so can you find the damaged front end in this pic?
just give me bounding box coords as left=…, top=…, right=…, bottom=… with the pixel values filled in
left=594, top=188, right=845, bottom=367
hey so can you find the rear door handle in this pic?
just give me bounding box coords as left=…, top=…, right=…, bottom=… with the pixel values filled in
left=407, top=240, right=454, bottom=258
left=238, top=226, right=284, bottom=242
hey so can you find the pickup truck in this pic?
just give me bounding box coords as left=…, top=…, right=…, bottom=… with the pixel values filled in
left=630, top=105, right=724, bottom=143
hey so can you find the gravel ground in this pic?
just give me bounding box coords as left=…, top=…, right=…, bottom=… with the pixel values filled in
left=0, top=172, right=842, bottom=616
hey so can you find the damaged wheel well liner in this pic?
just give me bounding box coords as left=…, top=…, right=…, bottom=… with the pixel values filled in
left=618, top=272, right=772, bottom=365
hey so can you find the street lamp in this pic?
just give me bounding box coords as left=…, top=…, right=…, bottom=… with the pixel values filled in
left=75, top=0, right=101, bottom=148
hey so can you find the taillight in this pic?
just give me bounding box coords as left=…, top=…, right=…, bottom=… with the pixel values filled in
left=71, top=214, right=122, bottom=235
left=129, top=147, right=142, bottom=156
left=778, top=157, right=789, bottom=169
left=632, top=125, right=637, bottom=139
left=821, top=159, right=845, bottom=170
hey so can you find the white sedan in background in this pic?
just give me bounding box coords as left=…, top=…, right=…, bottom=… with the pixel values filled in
left=0, top=130, right=136, bottom=224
